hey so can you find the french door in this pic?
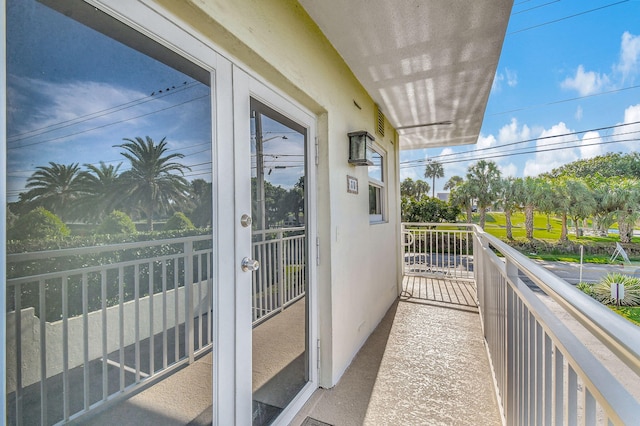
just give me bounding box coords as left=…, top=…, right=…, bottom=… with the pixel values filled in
left=232, top=67, right=318, bottom=425
left=2, top=0, right=316, bottom=424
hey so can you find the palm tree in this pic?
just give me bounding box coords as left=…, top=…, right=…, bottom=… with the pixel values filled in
left=444, top=175, right=463, bottom=191
left=77, top=161, right=123, bottom=223
left=424, top=160, right=444, bottom=198
left=565, top=178, right=596, bottom=239
left=450, top=180, right=474, bottom=223
left=498, top=177, right=521, bottom=240
left=115, top=136, right=191, bottom=231
left=519, top=176, right=542, bottom=239
left=466, top=160, right=502, bottom=229
left=22, top=162, right=85, bottom=221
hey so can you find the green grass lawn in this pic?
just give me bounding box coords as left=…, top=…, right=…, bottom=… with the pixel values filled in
left=479, top=211, right=640, bottom=245
left=610, top=306, right=640, bottom=326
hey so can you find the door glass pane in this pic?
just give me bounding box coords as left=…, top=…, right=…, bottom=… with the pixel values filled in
left=250, top=99, right=308, bottom=425
left=5, top=0, right=214, bottom=423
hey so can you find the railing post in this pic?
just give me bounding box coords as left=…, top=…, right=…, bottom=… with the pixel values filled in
left=185, top=240, right=195, bottom=364
left=278, top=231, right=284, bottom=313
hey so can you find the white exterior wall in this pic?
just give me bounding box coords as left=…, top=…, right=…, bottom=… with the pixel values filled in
left=153, top=0, right=401, bottom=387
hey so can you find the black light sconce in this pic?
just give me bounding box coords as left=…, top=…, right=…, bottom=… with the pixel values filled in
left=348, top=131, right=374, bottom=166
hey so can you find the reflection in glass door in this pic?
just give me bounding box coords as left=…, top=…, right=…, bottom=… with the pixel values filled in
left=250, top=99, right=308, bottom=425
left=5, top=0, right=215, bottom=423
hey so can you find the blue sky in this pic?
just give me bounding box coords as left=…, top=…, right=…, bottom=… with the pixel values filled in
left=399, top=0, right=640, bottom=194
left=6, top=0, right=306, bottom=202
left=6, top=0, right=213, bottom=202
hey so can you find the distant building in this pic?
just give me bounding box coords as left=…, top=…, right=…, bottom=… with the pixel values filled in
left=437, top=192, right=450, bottom=202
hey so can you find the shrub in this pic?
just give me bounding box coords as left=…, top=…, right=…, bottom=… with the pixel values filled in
left=97, top=211, right=137, bottom=235
left=591, top=273, right=640, bottom=306
left=164, top=212, right=195, bottom=231
left=576, top=282, right=595, bottom=297
left=8, top=207, right=70, bottom=240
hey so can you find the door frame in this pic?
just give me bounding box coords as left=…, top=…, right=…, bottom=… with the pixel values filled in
left=233, top=65, right=318, bottom=425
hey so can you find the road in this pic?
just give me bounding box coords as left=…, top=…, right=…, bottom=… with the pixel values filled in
left=534, top=260, right=640, bottom=285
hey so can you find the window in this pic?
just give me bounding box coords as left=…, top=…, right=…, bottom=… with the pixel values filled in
left=368, top=144, right=385, bottom=223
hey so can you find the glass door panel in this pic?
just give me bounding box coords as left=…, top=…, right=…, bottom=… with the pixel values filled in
left=5, top=0, right=214, bottom=423
left=250, top=99, right=309, bottom=425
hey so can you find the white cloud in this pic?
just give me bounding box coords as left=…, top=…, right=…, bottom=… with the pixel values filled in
left=613, top=103, right=640, bottom=150
left=575, top=105, right=583, bottom=121
left=497, top=118, right=530, bottom=144
left=492, top=67, right=518, bottom=92
left=499, top=162, right=518, bottom=178
left=492, top=71, right=504, bottom=92
left=561, top=65, right=609, bottom=96
left=505, top=68, right=518, bottom=87
left=523, top=122, right=579, bottom=176
left=579, top=131, right=603, bottom=159
left=616, top=32, right=640, bottom=83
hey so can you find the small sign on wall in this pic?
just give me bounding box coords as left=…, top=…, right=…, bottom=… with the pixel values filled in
left=347, top=175, right=358, bottom=194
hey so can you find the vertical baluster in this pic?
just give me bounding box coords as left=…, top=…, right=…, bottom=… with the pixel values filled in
left=185, top=242, right=194, bottom=364
left=568, top=366, right=578, bottom=426
left=134, top=264, right=141, bottom=382
left=506, top=286, right=515, bottom=426
left=100, top=270, right=107, bottom=402
left=14, top=284, right=23, bottom=425
left=207, top=251, right=213, bottom=344
left=119, top=268, right=125, bottom=391
left=162, top=261, right=168, bottom=369
left=82, top=274, right=89, bottom=412
left=62, top=275, right=69, bottom=421
left=197, top=253, right=203, bottom=350
left=149, top=261, right=155, bottom=374
left=39, top=280, right=48, bottom=425
left=174, top=259, right=180, bottom=362
left=555, top=348, right=564, bottom=425
left=252, top=245, right=259, bottom=323
left=585, top=389, right=596, bottom=426
left=544, top=334, right=553, bottom=425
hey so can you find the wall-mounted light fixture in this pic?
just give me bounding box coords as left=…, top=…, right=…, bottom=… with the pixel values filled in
left=348, top=131, right=374, bottom=166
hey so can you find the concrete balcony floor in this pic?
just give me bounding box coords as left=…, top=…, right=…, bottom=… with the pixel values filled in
left=292, top=275, right=501, bottom=426
left=78, top=276, right=501, bottom=425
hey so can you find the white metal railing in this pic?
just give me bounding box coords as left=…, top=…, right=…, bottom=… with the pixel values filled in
left=474, top=228, right=640, bottom=425
left=6, top=235, right=214, bottom=425
left=402, top=223, right=640, bottom=424
left=252, top=227, right=306, bottom=324
left=401, top=223, right=474, bottom=280
left=5, top=228, right=305, bottom=424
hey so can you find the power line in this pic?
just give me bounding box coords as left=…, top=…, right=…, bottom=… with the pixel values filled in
left=512, top=1, right=561, bottom=15
left=401, top=120, right=640, bottom=167
left=400, top=136, right=639, bottom=169
left=507, top=1, right=629, bottom=35
left=487, top=84, right=640, bottom=117
left=7, top=81, right=201, bottom=144
left=6, top=95, right=209, bottom=150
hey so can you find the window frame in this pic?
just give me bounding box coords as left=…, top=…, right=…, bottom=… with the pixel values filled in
left=367, top=141, right=386, bottom=224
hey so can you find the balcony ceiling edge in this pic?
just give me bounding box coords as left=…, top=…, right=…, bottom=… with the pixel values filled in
left=299, top=0, right=513, bottom=150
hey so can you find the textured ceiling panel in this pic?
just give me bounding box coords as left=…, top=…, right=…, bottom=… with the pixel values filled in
left=299, top=0, right=513, bottom=150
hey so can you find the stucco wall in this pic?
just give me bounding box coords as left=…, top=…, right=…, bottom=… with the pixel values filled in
left=154, top=0, right=401, bottom=388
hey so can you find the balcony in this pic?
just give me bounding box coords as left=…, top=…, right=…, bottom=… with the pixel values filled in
left=6, top=224, right=640, bottom=425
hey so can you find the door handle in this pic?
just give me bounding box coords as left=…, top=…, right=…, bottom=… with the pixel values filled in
left=241, top=257, right=260, bottom=272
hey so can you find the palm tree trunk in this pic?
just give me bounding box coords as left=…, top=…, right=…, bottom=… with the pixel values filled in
left=560, top=213, right=568, bottom=242
left=479, top=207, right=486, bottom=229
left=525, top=205, right=534, bottom=239
left=546, top=214, right=551, bottom=232
left=466, top=204, right=473, bottom=223
left=505, top=209, right=513, bottom=240
left=619, top=210, right=631, bottom=243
